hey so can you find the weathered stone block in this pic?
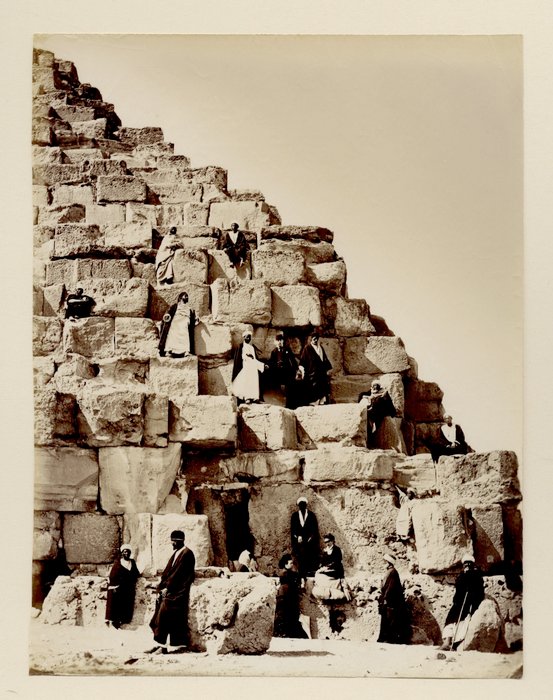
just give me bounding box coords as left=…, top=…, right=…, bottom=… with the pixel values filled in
left=71, top=118, right=107, bottom=140
left=392, top=454, right=437, bottom=494
left=52, top=354, right=95, bottom=394
left=33, top=185, right=50, bottom=207
left=51, top=184, right=94, bottom=207
left=306, top=260, right=346, bottom=294
left=330, top=374, right=375, bottom=403
left=114, top=317, right=159, bottom=358
left=74, top=258, right=132, bottom=280
left=154, top=182, right=203, bottom=204
left=33, top=356, right=55, bottom=387
left=209, top=200, right=276, bottom=231
left=125, top=202, right=160, bottom=226
left=198, top=359, right=234, bottom=396
left=38, top=204, right=86, bottom=227
left=33, top=511, right=62, bottom=560
left=152, top=514, right=213, bottom=571
left=33, top=317, right=62, bottom=356
left=260, top=225, right=333, bottom=243
left=97, top=175, right=147, bottom=203
left=183, top=202, right=209, bottom=225
left=98, top=443, right=181, bottom=514
left=32, top=116, right=54, bottom=145
left=76, top=384, right=145, bottom=446
left=219, top=450, right=302, bottom=483
left=144, top=395, right=169, bottom=447
left=62, top=148, right=105, bottom=165
left=319, top=337, right=342, bottom=376
left=63, top=316, right=115, bottom=358
left=295, top=404, right=367, bottom=448
left=258, top=239, right=336, bottom=264
left=171, top=248, right=209, bottom=285
left=33, top=164, right=82, bottom=186
left=411, top=499, right=472, bottom=574
left=194, top=321, right=232, bottom=357
left=464, top=598, right=504, bottom=652
left=302, top=446, right=397, bottom=483
left=53, top=223, right=103, bottom=258
left=103, top=221, right=152, bottom=248
left=207, top=250, right=252, bottom=283
left=117, top=126, right=165, bottom=146
left=148, top=355, right=199, bottom=399
left=469, top=504, right=504, bottom=572
left=251, top=249, right=305, bottom=286
left=332, top=297, right=375, bottom=337
left=170, top=396, right=237, bottom=448
left=437, top=451, right=521, bottom=505
left=42, top=283, right=65, bottom=316
left=85, top=203, right=126, bottom=226
left=32, top=145, right=64, bottom=165
left=34, top=446, right=98, bottom=512
left=76, top=278, right=149, bottom=317
left=53, top=104, right=96, bottom=122
left=271, top=285, right=321, bottom=327
left=63, top=514, right=120, bottom=564
left=149, top=283, right=210, bottom=321
left=344, top=336, right=410, bottom=374
left=238, top=404, right=297, bottom=451
left=211, top=279, right=272, bottom=325
left=34, top=387, right=77, bottom=445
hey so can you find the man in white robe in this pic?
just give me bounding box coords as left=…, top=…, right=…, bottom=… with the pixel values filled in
left=231, top=331, right=266, bottom=403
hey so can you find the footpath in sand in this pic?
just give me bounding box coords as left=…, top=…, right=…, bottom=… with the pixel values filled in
left=29, top=620, right=522, bottom=678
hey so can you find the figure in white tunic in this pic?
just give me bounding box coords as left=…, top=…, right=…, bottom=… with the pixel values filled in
left=231, top=331, right=266, bottom=403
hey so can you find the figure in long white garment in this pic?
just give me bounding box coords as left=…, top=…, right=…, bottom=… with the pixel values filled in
left=155, top=226, right=181, bottom=286
left=231, top=331, right=267, bottom=404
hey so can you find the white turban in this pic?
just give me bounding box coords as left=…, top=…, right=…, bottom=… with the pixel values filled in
left=120, top=544, right=132, bottom=556
left=297, top=497, right=308, bottom=505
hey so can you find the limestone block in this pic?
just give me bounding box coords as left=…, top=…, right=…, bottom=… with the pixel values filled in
left=71, top=118, right=107, bottom=139
left=171, top=248, right=209, bottom=285
left=208, top=200, right=276, bottom=231
left=117, top=126, right=165, bottom=146
left=208, top=250, right=252, bottom=283
left=411, top=499, right=472, bottom=574
left=53, top=223, right=103, bottom=258
left=238, top=404, right=297, bottom=451
left=219, top=450, right=302, bottom=483
left=158, top=154, right=192, bottom=169
left=151, top=514, right=213, bottom=571
left=32, top=145, right=64, bottom=164
left=63, top=514, right=121, bottom=564
left=97, top=175, right=147, bottom=203
left=149, top=283, right=210, bottom=321
left=260, top=225, right=334, bottom=244
left=469, top=504, right=504, bottom=572
left=51, top=184, right=94, bottom=207
left=319, top=337, right=342, bottom=376
left=502, top=504, right=522, bottom=567
left=154, top=182, right=203, bottom=204
left=306, top=260, right=346, bottom=294
left=114, top=317, right=159, bottom=358
left=38, top=204, right=86, bottom=227
left=131, top=260, right=156, bottom=285
left=62, top=148, right=105, bottom=165
left=158, top=203, right=185, bottom=226
left=144, top=395, right=169, bottom=447
left=98, top=443, right=181, bottom=514
left=122, top=513, right=154, bottom=575
left=295, top=404, right=367, bottom=448
left=76, top=278, right=149, bottom=317
left=76, top=384, right=145, bottom=446
left=330, top=375, right=375, bottom=403
left=34, top=224, right=56, bottom=251
left=464, top=598, right=504, bottom=652
left=34, top=285, right=44, bottom=315
left=302, top=446, right=397, bottom=483
left=34, top=259, right=46, bottom=286
left=33, top=317, right=62, bottom=356
left=392, top=454, right=437, bottom=494
left=251, top=249, right=305, bottom=286
left=148, top=355, right=199, bottom=399
left=53, top=104, right=96, bottom=122
left=33, top=164, right=82, bottom=186
left=33, top=185, right=50, bottom=207
left=125, top=202, right=160, bottom=226
left=344, top=336, right=410, bottom=374
left=169, top=396, right=237, bottom=448
left=103, top=221, right=152, bottom=249
left=74, top=259, right=131, bottom=281
left=34, top=446, right=98, bottom=512
left=42, top=283, right=65, bottom=316
left=85, top=203, right=126, bottom=226
left=52, top=354, right=95, bottom=394
left=271, top=285, right=321, bottom=327
left=194, top=321, right=232, bottom=357
left=33, top=356, right=55, bottom=387
left=183, top=202, right=210, bottom=225
left=258, top=239, right=336, bottom=264
left=63, top=317, right=115, bottom=358
left=32, top=116, right=54, bottom=145
left=332, top=297, right=375, bottom=337
left=198, top=359, right=233, bottom=396
left=437, top=451, right=521, bottom=505
left=211, top=279, right=272, bottom=325
left=34, top=386, right=77, bottom=445
left=33, top=511, right=62, bottom=560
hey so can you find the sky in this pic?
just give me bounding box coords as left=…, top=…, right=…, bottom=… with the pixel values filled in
left=33, top=34, right=523, bottom=457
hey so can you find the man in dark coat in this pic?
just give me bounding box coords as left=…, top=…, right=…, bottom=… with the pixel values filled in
left=158, top=291, right=197, bottom=357
left=290, top=497, right=320, bottom=579
left=147, top=530, right=195, bottom=654
left=105, top=545, right=140, bottom=629
left=268, top=333, right=299, bottom=408
left=317, top=533, right=344, bottom=580
left=298, top=332, right=332, bottom=406
left=274, top=553, right=308, bottom=639
left=65, top=287, right=95, bottom=320
left=440, top=554, right=485, bottom=650
left=221, top=222, right=249, bottom=267
left=377, top=554, right=410, bottom=644
left=430, top=414, right=469, bottom=463
left=358, top=379, right=397, bottom=442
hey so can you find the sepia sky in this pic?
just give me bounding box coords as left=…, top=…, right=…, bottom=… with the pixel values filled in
left=34, top=34, right=523, bottom=457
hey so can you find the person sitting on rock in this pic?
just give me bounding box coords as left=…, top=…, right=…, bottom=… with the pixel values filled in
left=440, top=554, right=485, bottom=651
left=377, top=553, right=410, bottom=644
left=274, top=553, right=308, bottom=639
left=317, top=533, right=344, bottom=581
left=221, top=222, right=249, bottom=268
left=268, top=333, right=299, bottom=408
left=312, top=533, right=350, bottom=604
left=105, top=544, right=140, bottom=630
left=358, top=379, right=396, bottom=443
left=430, top=414, right=469, bottom=464
left=235, top=549, right=258, bottom=573
left=155, top=226, right=181, bottom=287
left=65, top=287, right=95, bottom=320
left=231, top=330, right=267, bottom=404
left=298, top=331, right=332, bottom=406
left=158, top=291, right=198, bottom=358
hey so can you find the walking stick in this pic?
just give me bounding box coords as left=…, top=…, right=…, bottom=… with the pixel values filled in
left=450, top=590, right=469, bottom=651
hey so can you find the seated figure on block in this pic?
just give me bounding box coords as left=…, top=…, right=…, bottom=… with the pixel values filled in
left=430, top=414, right=469, bottom=463
left=158, top=291, right=198, bottom=358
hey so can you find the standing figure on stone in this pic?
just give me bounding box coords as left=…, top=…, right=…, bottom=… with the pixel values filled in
left=221, top=222, right=249, bottom=269
left=290, top=497, right=320, bottom=580
left=105, top=544, right=140, bottom=630
left=65, top=287, right=95, bottom=320
left=377, top=554, right=410, bottom=644
left=274, top=553, right=308, bottom=639
left=298, top=331, right=332, bottom=406
left=268, top=333, right=299, bottom=408
left=358, top=379, right=397, bottom=438
left=231, top=330, right=267, bottom=404
left=430, top=414, right=469, bottom=464
left=147, top=529, right=195, bottom=655
left=440, top=554, right=485, bottom=651
left=158, top=291, right=198, bottom=358
left=155, top=226, right=181, bottom=287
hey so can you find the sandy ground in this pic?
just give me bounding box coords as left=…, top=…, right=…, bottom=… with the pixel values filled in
left=28, top=619, right=522, bottom=679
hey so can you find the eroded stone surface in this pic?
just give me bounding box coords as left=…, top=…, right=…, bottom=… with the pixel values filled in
left=34, top=446, right=98, bottom=511
left=238, top=404, right=297, bottom=451
left=63, top=513, right=120, bottom=564
left=302, top=446, right=397, bottom=483
left=437, top=452, right=521, bottom=505
left=295, top=404, right=367, bottom=448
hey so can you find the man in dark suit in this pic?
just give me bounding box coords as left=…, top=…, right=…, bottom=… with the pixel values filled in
left=221, top=222, right=249, bottom=268
left=290, top=497, right=320, bottom=580
left=298, top=332, right=332, bottom=406
left=268, top=333, right=299, bottom=408
left=377, top=553, right=410, bottom=644
left=146, top=529, right=195, bottom=654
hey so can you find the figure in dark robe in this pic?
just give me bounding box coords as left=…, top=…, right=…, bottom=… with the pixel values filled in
left=430, top=414, right=469, bottom=463
left=147, top=530, right=195, bottom=654
left=158, top=291, right=198, bottom=357
left=231, top=330, right=266, bottom=403
left=440, top=554, right=485, bottom=650
left=358, top=379, right=396, bottom=440
left=105, top=544, right=140, bottom=629
left=298, top=332, right=332, bottom=406
left=268, top=333, right=299, bottom=408
left=65, top=287, right=95, bottom=320
left=221, top=222, right=249, bottom=268
left=317, top=533, right=344, bottom=580
left=290, top=497, right=320, bottom=579
left=377, top=554, right=410, bottom=644
left=274, top=553, right=308, bottom=639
